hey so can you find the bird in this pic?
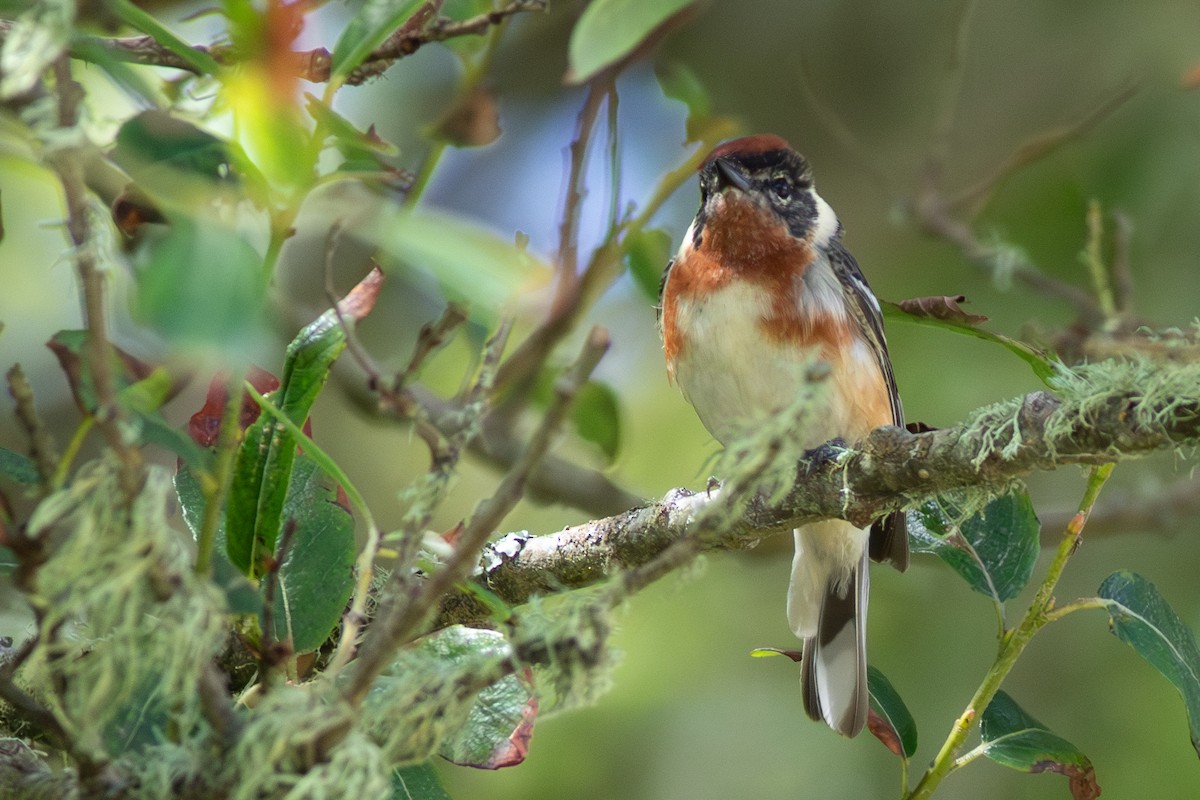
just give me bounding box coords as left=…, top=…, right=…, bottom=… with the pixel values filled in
left=658, top=134, right=907, bottom=737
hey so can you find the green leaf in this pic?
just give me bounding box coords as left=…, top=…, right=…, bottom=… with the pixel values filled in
left=376, top=208, right=545, bottom=316
left=266, top=453, right=356, bottom=653
left=1099, top=570, right=1200, bottom=756
left=110, top=0, right=220, bottom=76
left=571, top=381, right=622, bottom=463
left=174, top=465, right=261, bottom=615
left=305, top=93, right=399, bottom=158
left=330, top=0, right=425, bottom=81
left=867, top=665, right=917, bottom=759
left=114, top=111, right=233, bottom=186
left=0, top=546, right=17, bottom=576
left=439, top=670, right=536, bottom=769
left=0, top=446, right=39, bottom=484
left=391, top=763, right=452, bottom=800
left=909, top=489, right=1040, bottom=604
left=882, top=300, right=1058, bottom=385
left=981, top=691, right=1101, bottom=800
left=655, top=61, right=711, bottom=142
left=226, top=305, right=349, bottom=576
left=624, top=226, right=671, bottom=302
left=131, top=216, right=266, bottom=350
left=567, top=0, right=697, bottom=84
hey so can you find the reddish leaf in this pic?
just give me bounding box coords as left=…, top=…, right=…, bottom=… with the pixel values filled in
left=186, top=367, right=281, bottom=447
left=112, top=184, right=166, bottom=239
left=336, top=264, right=385, bottom=321
left=896, top=295, right=988, bottom=325
left=474, top=673, right=539, bottom=770
left=1033, top=761, right=1102, bottom=800
left=867, top=708, right=905, bottom=757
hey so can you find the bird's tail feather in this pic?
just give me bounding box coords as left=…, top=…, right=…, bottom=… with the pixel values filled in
left=799, top=549, right=869, bottom=737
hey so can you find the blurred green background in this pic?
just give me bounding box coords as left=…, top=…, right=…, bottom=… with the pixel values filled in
left=4, top=1, right=1200, bottom=798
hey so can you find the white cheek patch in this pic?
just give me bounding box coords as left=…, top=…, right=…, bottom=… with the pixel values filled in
left=675, top=218, right=699, bottom=260
left=810, top=192, right=840, bottom=249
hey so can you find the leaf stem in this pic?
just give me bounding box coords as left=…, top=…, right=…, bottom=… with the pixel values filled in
left=907, top=463, right=1114, bottom=799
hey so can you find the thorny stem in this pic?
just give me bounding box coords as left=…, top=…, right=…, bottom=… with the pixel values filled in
left=5, top=365, right=59, bottom=493
left=50, top=57, right=142, bottom=501
left=906, top=463, right=1114, bottom=800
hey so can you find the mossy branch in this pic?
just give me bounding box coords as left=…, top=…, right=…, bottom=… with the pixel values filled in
left=442, top=360, right=1200, bottom=624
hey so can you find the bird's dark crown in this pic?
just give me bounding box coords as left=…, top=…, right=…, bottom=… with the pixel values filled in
left=694, top=135, right=821, bottom=244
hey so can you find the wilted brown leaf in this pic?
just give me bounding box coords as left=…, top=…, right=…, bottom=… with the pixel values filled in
left=896, top=295, right=988, bottom=325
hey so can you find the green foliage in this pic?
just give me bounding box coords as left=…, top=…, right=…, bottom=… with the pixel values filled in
left=623, top=226, right=672, bottom=302
left=979, top=691, right=1100, bottom=799
left=909, top=489, right=1041, bottom=607
left=266, top=454, right=356, bottom=653
left=393, top=763, right=453, bottom=800
left=567, top=0, right=696, bottom=83
left=376, top=207, right=545, bottom=318
left=1098, top=570, right=1200, bottom=756
left=110, top=0, right=220, bottom=75
left=226, top=302, right=352, bottom=577
left=131, top=216, right=267, bottom=350
left=0, top=446, right=38, bottom=484
left=868, top=666, right=918, bottom=760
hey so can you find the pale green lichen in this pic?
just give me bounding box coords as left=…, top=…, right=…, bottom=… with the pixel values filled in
left=20, top=459, right=226, bottom=759
left=511, top=588, right=616, bottom=713
left=1048, top=358, right=1200, bottom=449
left=359, top=625, right=513, bottom=766
left=221, top=687, right=389, bottom=800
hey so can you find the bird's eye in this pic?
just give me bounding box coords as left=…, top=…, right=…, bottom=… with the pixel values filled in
left=769, top=178, right=792, bottom=201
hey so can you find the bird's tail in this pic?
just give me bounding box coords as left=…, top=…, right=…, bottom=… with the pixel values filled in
left=787, top=521, right=869, bottom=737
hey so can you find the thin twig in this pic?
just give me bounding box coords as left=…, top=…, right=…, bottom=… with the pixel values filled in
left=48, top=56, right=142, bottom=501
left=1084, top=200, right=1118, bottom=323
left=341, top=321, right=512, bottom=704
left=5, top=365, right=58, bottom=491
left=195, top=368, right=245, bottom=576
left=947, top=83, right=1138, bottom=214
left=343, top=325, right=606, bottom=706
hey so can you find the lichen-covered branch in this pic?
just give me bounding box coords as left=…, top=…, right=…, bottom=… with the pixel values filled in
left=441, top=360, right=1200, bottom=624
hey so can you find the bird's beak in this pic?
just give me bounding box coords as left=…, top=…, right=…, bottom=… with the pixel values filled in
left=714, top=157, right=751, bottom=192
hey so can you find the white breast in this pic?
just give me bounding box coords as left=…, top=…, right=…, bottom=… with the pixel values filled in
left=672, top=281, right=809, bottom=444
